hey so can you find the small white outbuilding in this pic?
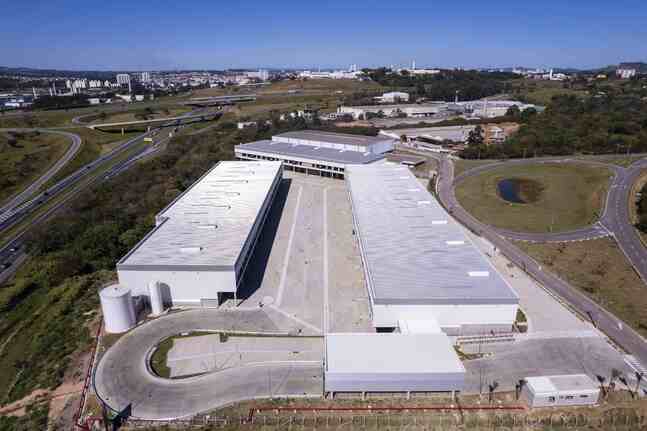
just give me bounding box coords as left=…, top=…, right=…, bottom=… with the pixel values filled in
left=521, top=374, right=600, bottom=408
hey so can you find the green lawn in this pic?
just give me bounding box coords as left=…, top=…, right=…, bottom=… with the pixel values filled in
left=517, top=238, right=647, bottom=338
left=453, top=158, right=499, bottom=177
left=455, top=162, right=612, bottom=233
left=0, top=96, right=191, bottom=128
left=85, top=106, right=191, bottom=125
left=508, top=79, right=589, bottom=106
left=0, top=131, right=70, bottom=204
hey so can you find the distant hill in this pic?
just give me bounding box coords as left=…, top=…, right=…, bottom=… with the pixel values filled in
left=0, top=66, right=120, bottom=79
left=617, top=62, right=647, bottom=72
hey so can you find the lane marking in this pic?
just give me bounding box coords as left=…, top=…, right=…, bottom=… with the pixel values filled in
left=269, top=304, right=322, bottom=334
left=323, top=187, right=329, bottom=334
left=276, top=185, right=303, bottom=306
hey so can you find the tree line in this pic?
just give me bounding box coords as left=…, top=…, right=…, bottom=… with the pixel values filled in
left=460, top=93, right=647, bottom=159
left=363, top=68, right=519, bottom=102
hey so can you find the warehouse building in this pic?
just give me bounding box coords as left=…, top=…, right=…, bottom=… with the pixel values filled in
left=116, top=161, right=282, bottom=307
left=346, top=163, right=519, bottom=334
left=338, top=103, right=451, bottom=120
left=235, top=131, right=394, bottom=178
left=325, top=333, right=465, bottom=396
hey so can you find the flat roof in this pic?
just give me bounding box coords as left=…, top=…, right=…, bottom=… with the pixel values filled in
left=117, top=161, right=281, bottom=271
left=236, top=140, right=385, bottom=165
left=386, top=153, right=426, bottom=166
left=341, top=102, right=447, bottom=110
left=390, top=125, right=475, bottom=142
left=346, top=163, right=519, bottom=305
left=273, top=130, right=393, bottom=148
left=326, top=333, right=465, bottom=374
left=526, top=374, right=599, bottom=394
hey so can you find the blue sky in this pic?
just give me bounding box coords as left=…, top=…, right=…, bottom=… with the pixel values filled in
left=2, top=0, right=646, bottom=70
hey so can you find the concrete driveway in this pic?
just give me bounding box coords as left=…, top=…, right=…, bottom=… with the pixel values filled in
left=94, top=308, right=323, bottom=420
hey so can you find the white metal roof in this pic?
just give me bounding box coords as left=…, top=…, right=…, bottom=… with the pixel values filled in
left=326, top=333, right=465, bottom=374
left=272, top=130, right=393, bottom=149
left=346, top=163, right=519, bottom=305
left=526, top=374, right=599, bottom=394
left=236, top=140, right=385, bottom=165
left=117, top=161, right=282, bottom=271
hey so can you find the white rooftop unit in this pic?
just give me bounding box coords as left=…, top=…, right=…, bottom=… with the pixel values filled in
left=346, top=163, right=519, bottom=333
left=522, top=375, right=600, bottom=408
left=116, top=161, right=282, bottom=306
left=100, top=284, right=136, bottom=333
left=325, top=333, right=465, bottom=393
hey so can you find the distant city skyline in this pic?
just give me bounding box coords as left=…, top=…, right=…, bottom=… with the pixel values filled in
left=2, top=0, right=646, bottom=71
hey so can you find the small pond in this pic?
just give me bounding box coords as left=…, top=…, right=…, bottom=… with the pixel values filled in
left=497, top=178, right=543, bottom=204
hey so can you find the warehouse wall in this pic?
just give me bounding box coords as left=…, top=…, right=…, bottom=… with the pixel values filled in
left=371, top=302, right=518, bottom=334
left=236, top=166, right=282, bottom=280
left=117, top=268, right=236, bottom=306
left=325, top=371, right=465, bottom=393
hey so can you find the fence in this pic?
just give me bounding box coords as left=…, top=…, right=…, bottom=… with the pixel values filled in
left=118, top=410, right=647, bottom=430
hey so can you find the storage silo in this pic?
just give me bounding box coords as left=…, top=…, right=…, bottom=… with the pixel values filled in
left=148, top=281, right=165, bottom=316
left=100, top=284, right=136, bottom=333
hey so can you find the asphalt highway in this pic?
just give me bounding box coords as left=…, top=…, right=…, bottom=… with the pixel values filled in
left=0, top=130, right=154, bottom=233
left=0, top=129, right=82, bottom=214
left=436, top=154, right=647, bottom=366
left=0, top=109, right=214, bottom=280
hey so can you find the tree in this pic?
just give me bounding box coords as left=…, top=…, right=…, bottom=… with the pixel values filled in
left=519, top=107, right=538, bottom=122
left=506, top=105, right=521, bottom=117
left=467, top=125, right=484, bottom=147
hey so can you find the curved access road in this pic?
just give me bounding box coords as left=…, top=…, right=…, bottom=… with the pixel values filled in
left=450, top=156, right=647, bottom=280
left=452, top=157, right=626, bottom=243
left=0, top=129, right=82, bottom=214
left=93, top=308, right=323, bottom=420
left=604, top=158, right=647, bottom=284
left=436, top=154, right=647, bottom=367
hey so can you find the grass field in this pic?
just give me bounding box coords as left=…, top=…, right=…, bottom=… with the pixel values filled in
left=509, top=80, right=589, bottom=105
left=574, top=154, right=646, bottom=168
left=85, top=105, right=190, bottom=125
left=193, top=79, right=382, bottom=98
left=0, top=96, right=189, bottom=128
left=455, top=163, right=612, bottom=233
left=453, top=159, right=499, bottom=177
left=517, top=238, right=647, bottom=338
left=0, top=131, right=70, bottom=204
left=203, top=391, right=647, bottom=431
left=0, top=268, right=113, bottom=405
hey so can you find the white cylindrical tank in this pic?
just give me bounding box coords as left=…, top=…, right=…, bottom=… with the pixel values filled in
left=100, top=284, right=136, bottom=333
left=148, top=281, right=164, bottom=316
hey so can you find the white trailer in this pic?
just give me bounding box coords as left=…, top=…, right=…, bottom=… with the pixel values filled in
left=521, top=375, right=600, bottom=408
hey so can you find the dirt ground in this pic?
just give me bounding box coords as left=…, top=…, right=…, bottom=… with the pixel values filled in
left=0, top=316, right=100, bottom=431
